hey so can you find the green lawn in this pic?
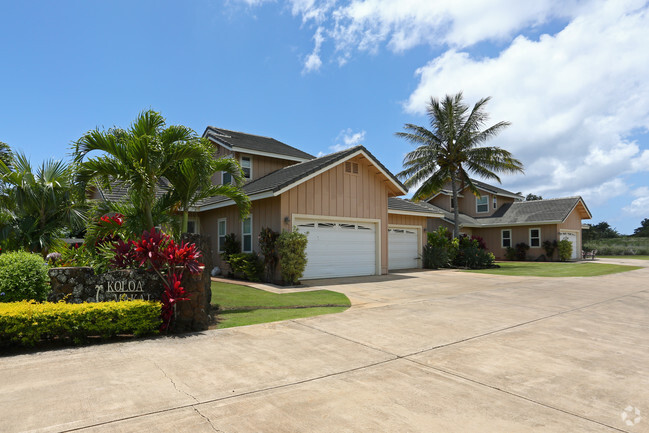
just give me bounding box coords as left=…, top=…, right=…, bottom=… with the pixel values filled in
left=598, top=255, right=649, bottom=260
left=465, top=261, right=642, bottom=277
left=211, top=282, right=351, bottom=329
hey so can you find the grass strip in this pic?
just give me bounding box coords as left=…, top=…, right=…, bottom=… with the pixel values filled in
left=464, top=262, right=642, bottom=277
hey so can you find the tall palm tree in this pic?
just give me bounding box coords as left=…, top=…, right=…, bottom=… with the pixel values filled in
left=164, top=139, right=250, bottom=233
left=397, top=92, right=524, bottom=238
left=0, top=153, right=85, bottom=255
left=74, top=110, right=205, bottom=230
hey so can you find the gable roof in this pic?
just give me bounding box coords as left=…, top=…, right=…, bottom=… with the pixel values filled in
left=433, top=179, right=523, bottom=201
left=204, top=127, right=315, bottom=162
left=388, top=198, right=444, bottom=217
left=443, top=196, right=592, bottom=228
left=198, top=145, right=407, bottom=210
left=93, top=178, right=171, bottom=202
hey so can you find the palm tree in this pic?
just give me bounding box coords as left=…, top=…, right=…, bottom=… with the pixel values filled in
left=164, top=139, right=250, bottom=233
left=0, top=153, right=85, bottom=255
left=74, top=110, right=205, bottom=231
left=397, top=92, right=524, bottom=238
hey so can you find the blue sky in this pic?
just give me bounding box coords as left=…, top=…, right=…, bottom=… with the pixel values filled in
left=1, top=0, right=648, bottom=234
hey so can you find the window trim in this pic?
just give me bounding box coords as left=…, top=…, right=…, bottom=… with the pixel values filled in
left=241, top=215, right=253, bottom=253
left=493, top=196, right=497, bottom=209
left=529, top=227, right=541, bottom=248
left=476, top=195, right=489, bottom=213
left=217, top=218, right=227, bottom=253
left=501, top=229, right=512, bottom=248
left=240, top=155, right=252, bottom=180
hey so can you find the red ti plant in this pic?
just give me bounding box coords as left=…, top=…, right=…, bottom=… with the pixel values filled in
left=112, top=228, right=203, bottom=331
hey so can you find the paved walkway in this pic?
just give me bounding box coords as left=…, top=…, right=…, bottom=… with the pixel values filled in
left=2, top=259, right=648, bottom=432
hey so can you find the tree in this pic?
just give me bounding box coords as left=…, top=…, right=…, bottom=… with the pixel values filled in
left=74, top=110, right=205, bottom=231
left=396, top=92, right=524, bottom=237
left=526, top=193, right=543, bottom=201
left=583, top=221, right=620, bottom=242
left=0, top=153, right=85, bottom=255
left=164, top=138, right=250, bottom=233
left=633, top=218, right=649, bottom=237
left=0, top=141, right=12, bottom=168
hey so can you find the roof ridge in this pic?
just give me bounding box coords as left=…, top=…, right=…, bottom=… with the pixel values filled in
left=207, top=126, right=273, bottom=141
left=515, top=196, right=582, bottom=203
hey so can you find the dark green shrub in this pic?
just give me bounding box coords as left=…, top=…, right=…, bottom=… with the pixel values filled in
left=505, top=247, right=516, bottom=261
left=542, top=240, right=558, bottom=260
left=515, top=242, right=529, bottom=261
left=221, top=233, right=241, bottom=262
left=453, top=236, right=495, bottom=269
left=277, top=228, right=308, bottom=285
left=558, top=239, right=572, bottom=261
left=258, top=227, right=279, bottom=282
left=422, top=244, right=449, bottom=269
left=0, top=300, right=161, bottom=346
left=227, top=253, right=264, bottom=282
left=0, top=251, right=49, bottom=302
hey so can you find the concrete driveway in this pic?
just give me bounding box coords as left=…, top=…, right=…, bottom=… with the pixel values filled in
left=2, top=259, right=648, bottom=432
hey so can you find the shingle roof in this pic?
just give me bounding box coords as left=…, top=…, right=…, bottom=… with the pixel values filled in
left=198, top=145, right=407, bottom=208
left=388, top=198, right=444, bottom=216
left=204, top=127, right=315, bottom=161
left=440, top=196, right=590, bottom=227
left=436, top=179, right=523, bottom=200
left=94, top=178, right=171, bottom=202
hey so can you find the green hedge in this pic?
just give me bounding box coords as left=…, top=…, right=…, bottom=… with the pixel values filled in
left=0, top=251, right=50, bottom=302
left=0, top=300, right=161, bottom=346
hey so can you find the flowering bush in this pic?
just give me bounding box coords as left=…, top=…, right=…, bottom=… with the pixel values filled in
left=111, top=228, right=203, bottom=331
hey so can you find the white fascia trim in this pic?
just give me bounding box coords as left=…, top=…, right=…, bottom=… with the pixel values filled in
left=196, top=191, right=275, bottom=212
left=565, top=199, right=592, bottom=221
left=275, top=149, right=407, bottom=196
left=388, top=209, right=444, bottom=218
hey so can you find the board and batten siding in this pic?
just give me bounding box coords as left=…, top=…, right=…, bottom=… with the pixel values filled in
left=388, top=214, right=428, bottom=246
left=280, top=155, right=394, bottom=274
left=199, top=197, right=281, bottom=270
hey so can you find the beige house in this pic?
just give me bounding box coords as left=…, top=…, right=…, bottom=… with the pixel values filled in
left=191, top=128, right=442, bottom=279
left=418, top=180, right=592, bottom=260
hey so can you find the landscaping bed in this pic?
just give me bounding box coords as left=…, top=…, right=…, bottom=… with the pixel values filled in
left=464, top=261, right=642, bottom=277
left=211, top=282, right=350, bottom=329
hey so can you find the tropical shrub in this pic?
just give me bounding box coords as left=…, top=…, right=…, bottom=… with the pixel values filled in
left=111, top=228, right=203, bottom=331
left=221, top=233, right=241, bottom=262
left=542, top=240, right=558, bottom=260
left=423, top=227, right=452, bottom=269
left=515, top=242, right=529, bottom=261
left=277, top=228, right=308, bottom=285
left=0, top=300, right=161, bottom=346
left=452, top=235, right=494, bottom=269
left=258, top=227, right=279, bottom=282
left=0, top=251, right=49, bottom=302
left=505, top=247, right=517, bottom=261
left=558, top=239, right=573, bottom=261
left=227, top=253, right=264, bottom=282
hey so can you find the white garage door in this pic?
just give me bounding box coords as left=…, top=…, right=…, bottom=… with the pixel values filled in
left=560, top=231, right=579, bottom=259
left=389, top=227, right=419, bottom=270
left=295, top=219, right=377, bottom=279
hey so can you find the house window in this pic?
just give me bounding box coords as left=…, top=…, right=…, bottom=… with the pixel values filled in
left=222, top=171, right=232, bottom=185
left=502, top=229, right=511, bottom=248
left=493, top=196, right=497, bottom=209
left=450, top=197, right=456, bottom=210
left=242, top=215, right=252, bottom=252
left=218, top=218, right=227, bottom=252
left=476, top=196, right=489, bottom=213
left=529, top=228, right=541, bottom=248
left=241, top=156, right=252, bottom=179
left=186, top=220, right=199, bottom=234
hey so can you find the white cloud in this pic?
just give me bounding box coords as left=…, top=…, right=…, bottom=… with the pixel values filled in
left=303, top=26, right=325, bottom=73
left=317, top=128, right=366, bottom=155
left=404, top=0, right=649, bottom=200
left=623, top=187, right=649, bottom=217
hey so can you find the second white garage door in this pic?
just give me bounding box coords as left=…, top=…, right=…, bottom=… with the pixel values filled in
left=295, top=219, right=377, bottom=279
left=388, top=227, right=420, bottom=270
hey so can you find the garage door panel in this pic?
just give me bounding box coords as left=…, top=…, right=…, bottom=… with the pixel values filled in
left=389, top=228, right=419, bottom=270
left=296, top=220, right=377, bottom=279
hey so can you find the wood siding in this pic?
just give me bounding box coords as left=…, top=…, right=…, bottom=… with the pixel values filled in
left=428, top=191, right=516, bottom=217
left=199, top=197, right=281, bottom=269
left=558, top=207, right=584, bottom=254
left=210, top=146, right=298, bottom=186
left=279, top=155, right=391, bottom=274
